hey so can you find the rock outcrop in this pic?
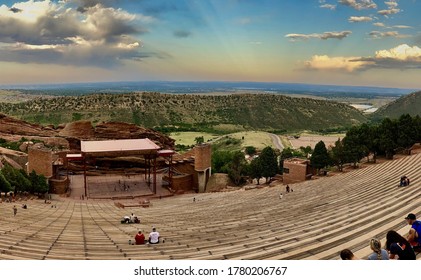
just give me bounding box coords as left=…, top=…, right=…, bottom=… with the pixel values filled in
left=58, top=120, right=95, bottom=139
left=94, top=122, right=175, bottom=149
left=0, top=113, right=55, bottom=137
left=0, top=114, right=175, bottom=151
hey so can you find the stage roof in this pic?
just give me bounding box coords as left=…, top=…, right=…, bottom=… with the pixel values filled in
left=81, top=139, right=160, bottom=156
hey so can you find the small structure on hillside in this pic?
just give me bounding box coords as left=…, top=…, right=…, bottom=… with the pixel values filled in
left=282, top=158, right=314, bottom=185
left=169, top=143, right=212, bottom=193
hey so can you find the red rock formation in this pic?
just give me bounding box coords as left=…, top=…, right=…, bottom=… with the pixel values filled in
left=0, top=114, right=174, bottom=151
left=0, top=113, right=54, bottom=137
left=58, top=120, right=95, bottom=139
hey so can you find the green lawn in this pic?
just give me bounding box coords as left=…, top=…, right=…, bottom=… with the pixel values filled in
left=170, top=132, right=219, bottom=146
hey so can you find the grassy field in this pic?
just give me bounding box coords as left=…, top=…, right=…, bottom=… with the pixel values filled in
left=171, top=130, right=346, bottom=151
left=169, top=132, right=219, bottom=146
left=170, top=131, right=276, bottom=150
left=228, top=131, right=274, bottom=149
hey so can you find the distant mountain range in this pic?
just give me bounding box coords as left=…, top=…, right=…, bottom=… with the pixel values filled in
left=0, top=81, right=416, bottom=98
left=0, top=92, right=367, bottom=133
left=0, top=82, right=419, bottom=133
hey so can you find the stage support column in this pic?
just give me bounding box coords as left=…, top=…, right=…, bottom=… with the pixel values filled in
left=153, top=156, right=157, bottom=194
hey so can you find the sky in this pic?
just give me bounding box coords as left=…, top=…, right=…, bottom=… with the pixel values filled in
left=1, top=0, right=421, bottom=88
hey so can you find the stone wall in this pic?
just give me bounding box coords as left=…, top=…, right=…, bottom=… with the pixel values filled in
left=49, top=177, right=69, bottom=194
left=283, top=159, right=309, bottom=185
left=171, top=174, right=193, bottom=191
left=194, top=144, right=211, bottom=171
left=28, top=147, right=52, bottom=178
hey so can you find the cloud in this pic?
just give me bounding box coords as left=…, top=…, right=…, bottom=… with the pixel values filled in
left=348, top=16, right=373, bottom=22
left=391, top=25, right=412, bottom=29
left=0, top=0, right=159, bottom=67
left=320, top=4, right=336, bottom=10
left=304, top=44, right=421, bottom=72
left=378, top=0, right=400, bottom=16
left=286, top=31, right=352, bottom=41
left=369, top=30, right=410, bottom=39
left=355, top=44, right=421, bottom=69
left=173, top=30, right=192, bottom=38
left=378, top=8, right=400, bottom=15
left=373, top=22, right=385, bottom=27
left=305, top=55, right=371, bottom=72
left=338, top=0, right=377, bottom=10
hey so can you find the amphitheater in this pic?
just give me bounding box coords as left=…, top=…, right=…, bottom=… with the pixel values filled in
left=0, top=152, right=420, bottom=260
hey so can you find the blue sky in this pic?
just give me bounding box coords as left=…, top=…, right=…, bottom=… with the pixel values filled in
left=0, top=0, right=421, bottom=88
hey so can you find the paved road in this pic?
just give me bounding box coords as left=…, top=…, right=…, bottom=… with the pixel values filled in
left=268, top=133, right=284, bottom=151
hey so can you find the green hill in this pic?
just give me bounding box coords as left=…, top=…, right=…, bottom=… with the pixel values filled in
left=371, top=91, right=421, bottom=120
left=0, top=92, right=367, bottom=133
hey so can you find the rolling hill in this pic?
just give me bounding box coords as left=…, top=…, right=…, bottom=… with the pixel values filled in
left=0, top=92, right=367, bottom=133
left=371, top=90, right=421, bottom=120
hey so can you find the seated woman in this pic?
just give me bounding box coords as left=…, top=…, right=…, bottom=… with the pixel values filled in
left=135, top=230, right=146, bottom=245
left=385, top=230, right=416, bottom=260
left=367, top=238, right=389, bottom=260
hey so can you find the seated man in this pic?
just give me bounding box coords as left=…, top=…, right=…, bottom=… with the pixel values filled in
left=405, top=213, right=421, bottom=251
left=148, top=227, right=160, bottom=244
left=135, top=230, right=145, bottom=245
left=130, top=213, right=136, bottom=223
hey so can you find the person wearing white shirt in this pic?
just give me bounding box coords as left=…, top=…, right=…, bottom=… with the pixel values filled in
left=148, top=227, right=160, bottom=244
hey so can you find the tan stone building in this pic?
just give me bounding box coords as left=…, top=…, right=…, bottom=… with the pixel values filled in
left=282, top=158, right=313, bottom=185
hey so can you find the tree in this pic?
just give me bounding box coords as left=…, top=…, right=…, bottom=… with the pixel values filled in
left=227, top=151, right=248, bottom=186
left=310, top=140, right=330, bottom=173
left=299, top=146, right=313, bottom=158
left=378, top=118, right=398, bottom=159
left=396, top=114, right=417, bottom=151
left=342, top=127, right=366, bottom=167
left=249, top=157, right=263, bottom=185
left=29, top=170, right=49, bottom=194
left=0, top=171, right=12, bottom=193
left=330, top=138, right=347, bottom=171
left=279, top=147, right=294, bottom=174
left=212, top=150, right=231, bottom=173
left=244, top=146, right=257, bottom=156
left=195, top=136, right=204, bottom=145
left=259, top=146, right=278, bottom=183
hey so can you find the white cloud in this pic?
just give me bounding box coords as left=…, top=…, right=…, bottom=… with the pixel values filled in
left=338, top=0, right=377, bottom=10
left=375, top=44, right=421, bottom=61
left=369, top=30, right=410, bottom=39
left=286, top=31, right=352, bottom=41
left=305, top=55, right=371, bottom=72
left=304, top=44, right=421, bottom=72
left=391, top=25, right=412, bottom=29
left=0, top=0, right=55, bottom=23
left=378, top=8, right=400, bottom=15
left=384, top=1, right=398, bottom=8
left=320, top=4, right=336, bottom=10
left=348, top=16, right=373, bottom=22
left=373, top=22, right=385, bottom=27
